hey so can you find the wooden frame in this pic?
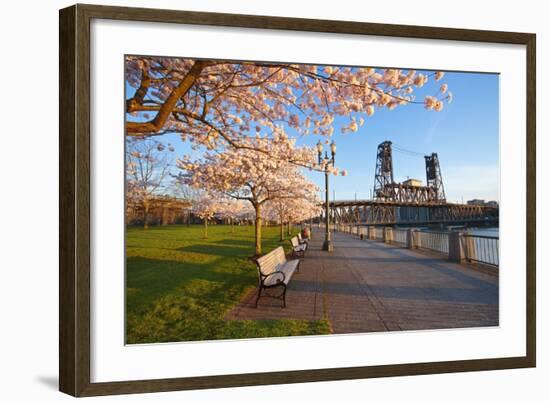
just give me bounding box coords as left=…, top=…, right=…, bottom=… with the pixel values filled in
left=59, top=3, right=536, bottom=397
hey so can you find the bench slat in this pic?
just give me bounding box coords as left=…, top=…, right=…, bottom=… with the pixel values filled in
left=255, top=246, right=299, bottom=307
left=257, top=246, right=287, bottom=276
left=263, top=259, right=299, bottom=286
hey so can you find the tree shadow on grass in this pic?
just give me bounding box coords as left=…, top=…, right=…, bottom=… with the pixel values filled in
left=125, top=255, right=327, bottom=344
left=126, top=275, right=255, bottom=344
left=126, top=273, right=330, bottom=344
left=126, top=255, right=256, bottom=312
left=178, top=239, right=291, bottom=259
left=216, top=238, right=257, bottom=247
left=125, top=226, right=320, bottom=343
left=177, top=243, right=255, bottom=258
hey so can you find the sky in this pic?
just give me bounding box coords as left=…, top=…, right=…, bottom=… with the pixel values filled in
left=126, top=64, right=500, bottom=204
left=297, top=70, right=500, bottom=203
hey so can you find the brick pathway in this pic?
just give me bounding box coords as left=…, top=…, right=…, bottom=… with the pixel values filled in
left=225, top=228, right=498, bottom=334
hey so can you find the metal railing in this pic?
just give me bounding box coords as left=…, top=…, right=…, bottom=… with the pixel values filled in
left=418, top=231, right=450, bottom=255
left=320, top=223, right=499, bottom=268
left=393, top=229, right=408, bottom=245
left=462, top=234, right=499, bottom=266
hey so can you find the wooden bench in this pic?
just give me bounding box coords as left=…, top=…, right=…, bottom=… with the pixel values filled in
left=290, top=236, right=307, bottom=258
left=298, top=232, right=309, bottom=246
left=255, top=246, right=300, bottom=307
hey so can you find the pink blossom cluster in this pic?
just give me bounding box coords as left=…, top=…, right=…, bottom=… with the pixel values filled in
left=125, top=57, right=452, bottom=162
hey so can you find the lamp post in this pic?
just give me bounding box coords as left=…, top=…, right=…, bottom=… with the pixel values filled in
left=316, top=140, right=336, bottom=252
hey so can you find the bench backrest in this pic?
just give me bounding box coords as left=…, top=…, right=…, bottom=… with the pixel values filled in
left=256, top=247, right=287, bottom=276
left=290, top=236, right=300, bottom=248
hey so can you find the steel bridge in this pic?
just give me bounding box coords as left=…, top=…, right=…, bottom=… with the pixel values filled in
left=324, top=200, right=498, bottom=226
left=323, top=141, right=498, bottom=226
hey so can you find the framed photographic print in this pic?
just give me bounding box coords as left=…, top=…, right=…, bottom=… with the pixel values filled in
left=59, top=4, right=536, bottom=397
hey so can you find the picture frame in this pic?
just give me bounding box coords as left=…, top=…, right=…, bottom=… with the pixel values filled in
left=59, top=3, right=536, bottom=397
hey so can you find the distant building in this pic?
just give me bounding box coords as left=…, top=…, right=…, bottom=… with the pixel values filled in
left=467, top=199, right=485, bottom=206
left=403, top=178, right=422, bottom=187
left=467, top=199, right=499, bottom=207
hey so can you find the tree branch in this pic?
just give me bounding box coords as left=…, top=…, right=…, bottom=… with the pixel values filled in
left=126, top=60, right=210, bottom=135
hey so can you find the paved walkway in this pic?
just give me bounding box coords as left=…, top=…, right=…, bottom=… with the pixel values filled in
left=225, top=229, right=498, bottom=334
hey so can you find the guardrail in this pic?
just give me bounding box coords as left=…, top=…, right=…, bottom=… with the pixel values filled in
left=322, top=223, right=499, bottom=268
left=393, top=229, right=408, bottom=245
left=462, top=234, right=499, bottom=267
left=418, top=231, right=450, bottom=255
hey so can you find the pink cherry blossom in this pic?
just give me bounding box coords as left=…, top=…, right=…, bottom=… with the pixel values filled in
left=125, top=57, right=452, bottom=161
left=177, top=136, right=319, bottom=255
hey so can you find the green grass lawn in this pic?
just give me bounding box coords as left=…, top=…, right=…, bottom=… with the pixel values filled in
left=126, top=224, right=330, bottom=344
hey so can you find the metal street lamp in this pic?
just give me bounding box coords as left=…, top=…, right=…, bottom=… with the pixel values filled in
left=317, top=140, right=336, bottom=251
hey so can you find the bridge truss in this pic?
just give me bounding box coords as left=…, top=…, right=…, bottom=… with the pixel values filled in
left=320, top=140, right=498, bottom=226
left=373, top=141, right=447, bottom=203
left=325, top=200, right=499, bottom=226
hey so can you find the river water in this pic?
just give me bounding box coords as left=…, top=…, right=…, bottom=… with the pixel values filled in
left=418, top=225, right=499, bottom=238
left=466, top=227, right=499, bottom=238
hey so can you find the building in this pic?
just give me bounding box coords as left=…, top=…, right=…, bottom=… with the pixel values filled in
left=126, top=196, right=192, bottom=226
left=402, top=178, right=423, bottom=187
left=467, top=199, right=499, bottom=208
left=467, top=199, right=485, bottom=206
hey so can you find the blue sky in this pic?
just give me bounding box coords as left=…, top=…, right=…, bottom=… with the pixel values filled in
left=296, top=70, right=500, bottom=203
left=126, top=67, right=500, bottom=204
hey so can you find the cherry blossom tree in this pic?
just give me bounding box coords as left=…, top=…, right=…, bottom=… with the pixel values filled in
left=177, top=136, right=319, bottom=255
left=216, top=198, right=249, bottom=233
left=125, top=57, right=452, bottom=163
left=126, top=138, right=173, bottom=228
left=264, top=196, right=321, bottom=241
left=192, top=193, right=225, bottom=239
left=263, top=199, right=290, bottom=241
left=170, top=181, right=202, bottom=203
left=286, top=198, right=323, bottom=235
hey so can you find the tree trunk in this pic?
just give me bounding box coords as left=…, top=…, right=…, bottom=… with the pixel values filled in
left=143, top=202, right=150, bottom=230
left=231, top=217, right=235, bottom=233
left=203, top=218, right=208, bottom=239
left=161, top=206, right=168, bottom=226
left=280, top=217, right=284, bottom=241
left=254, top=204, right=262, bottom=256
left=287, top=220, right=292, bottom=236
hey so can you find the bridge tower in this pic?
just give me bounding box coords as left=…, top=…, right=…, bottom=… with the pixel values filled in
left=373, top=141, right=394, bottom=200
left=424, top=153, right=446, bottom=202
